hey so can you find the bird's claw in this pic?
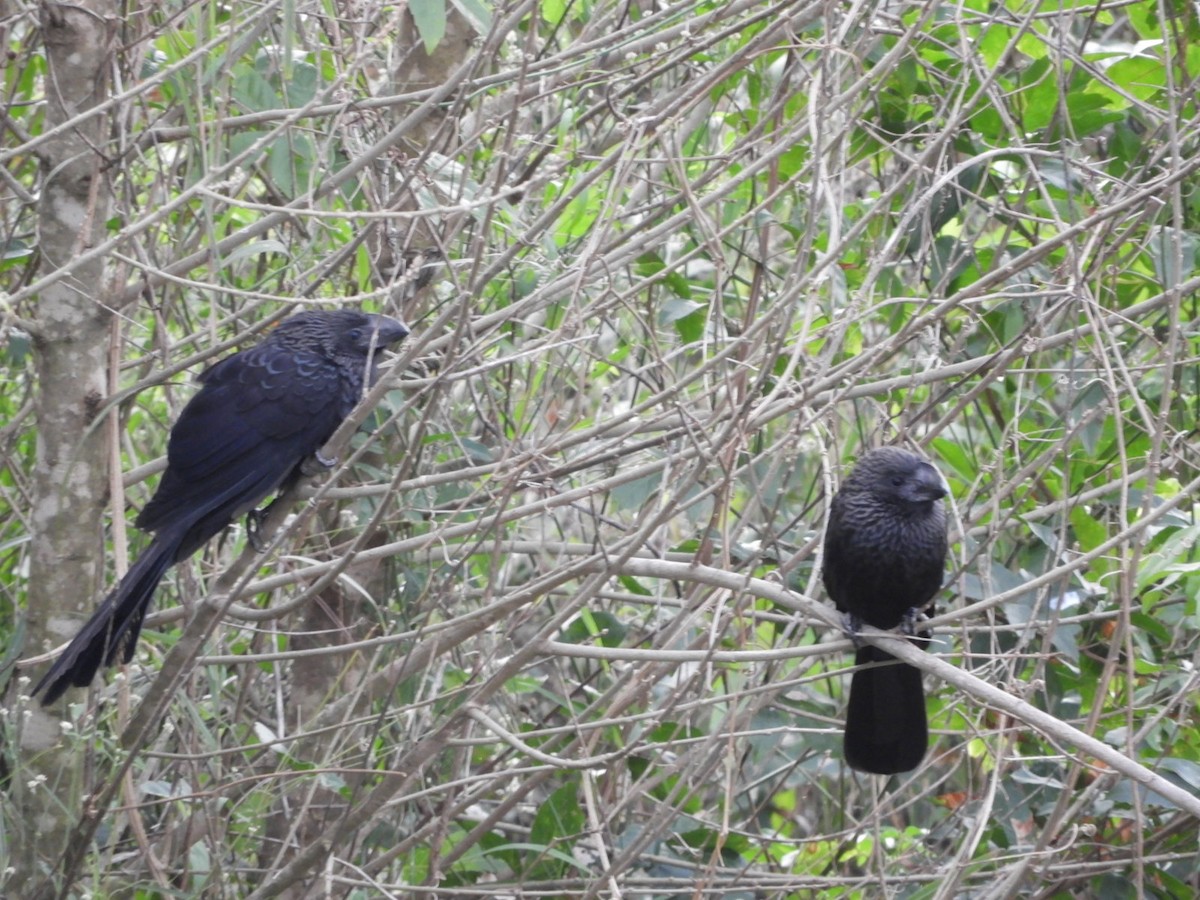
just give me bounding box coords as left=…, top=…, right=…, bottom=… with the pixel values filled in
left=246, top=507, right=268, bottom=552
left=841, top=612, right=865, bottom=648
left=301, top=451, right=338, bottom=477
left=901, top=607, right=932, bottom=641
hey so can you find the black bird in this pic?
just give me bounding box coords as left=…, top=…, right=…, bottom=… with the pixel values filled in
left=822, top=447, right=948, bottom=774
left=33, top=310, right=409, bottom=704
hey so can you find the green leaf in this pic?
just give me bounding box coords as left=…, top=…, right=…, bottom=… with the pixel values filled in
left=410, top=0, right=447, bottom=54
left=559, top=610, right=628, bottom=647
left=1146, top=226, right=1199, bottom=291
left=503, top=674, right=541, bottom=694
left=530, top=782, right=585, bottom=850
left=618, top=574, right=651, bottom=596
left=189, top=841, right=212, bottom=874
left=611, top=471, right=663, bottom=509
left=1069, top=506, right=1107, bottom=553
left=1063, top=89, right=1125, bottom=136
left=0, top=237, right=32, bottom=262
left=221, top=239, right=290, bottom=270
left=659, top=298, right=705, bottom=343
left=233, top=66, right=279, bottom=112
left=1156, top=758, right=1200, bottom=791
left=140, top=780, right=175, bottom=798
left=489, top=842, right=590, bottom=874
left=555, top=187, right=600, bottom=242
left=317, top=771, right=347, bottom=792
left=459, top=438, right=495, bottom=464
left=636, top=252, right=693, bottom=299
left=449, top=0, right=491, bottom=32
left=269, top=133, right=316, bottom=197
left=1016, top=58, right=1056, bottom=131
left=1105, top=57, right=1166, bottom=102
left=284, top=61, right=319, bottom=107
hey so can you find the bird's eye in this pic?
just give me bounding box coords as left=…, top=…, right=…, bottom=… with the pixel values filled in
left=348, top=328, right=362, bottom=340
left=891, top=476, right=904, bottom=487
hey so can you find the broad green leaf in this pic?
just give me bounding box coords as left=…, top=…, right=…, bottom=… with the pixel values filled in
left=410, top=0, right=447, bottom=54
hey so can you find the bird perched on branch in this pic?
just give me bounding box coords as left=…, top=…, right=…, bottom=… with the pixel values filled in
left=33, top=310, right=410, bottom=705
left=822, top=447, right=948, bottom=774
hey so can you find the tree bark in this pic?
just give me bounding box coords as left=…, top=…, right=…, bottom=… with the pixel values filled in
left=13, top=2, right=116, bottom=895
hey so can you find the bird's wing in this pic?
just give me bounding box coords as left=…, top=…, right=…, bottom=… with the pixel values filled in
left=135, top=346, right=346, bottom=535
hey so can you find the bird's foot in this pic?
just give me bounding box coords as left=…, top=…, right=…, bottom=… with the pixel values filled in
left=841, top=612, right=865, bottom=648
left=900, top=607, right=932, bottom=642
left=246, top=507, right=270, bottom=552
left=301, top=450, right=338, bottom=477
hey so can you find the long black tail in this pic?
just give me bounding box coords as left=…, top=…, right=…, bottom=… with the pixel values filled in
left=843, top=645, right=928, bottom=775
left=33, top=534, right=179, bottom=705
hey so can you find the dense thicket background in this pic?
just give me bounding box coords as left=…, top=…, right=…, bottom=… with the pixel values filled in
left=3, top=0, right=1199, bottom=896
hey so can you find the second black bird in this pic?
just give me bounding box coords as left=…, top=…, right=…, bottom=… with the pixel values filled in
left=33, top=309, right=409, bottom=704
left=822, top=447, right=948, bottom=775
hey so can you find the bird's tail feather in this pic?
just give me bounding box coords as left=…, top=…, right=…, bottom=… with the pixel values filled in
left=33, top=533, right=179, bottom=705
left=843, top=644, right=928, bottom=775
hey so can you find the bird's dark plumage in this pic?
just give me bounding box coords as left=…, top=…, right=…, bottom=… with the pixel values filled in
left=33, top=310, right=409, bottom=704
left=822, top=447, right=948, bottom=774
